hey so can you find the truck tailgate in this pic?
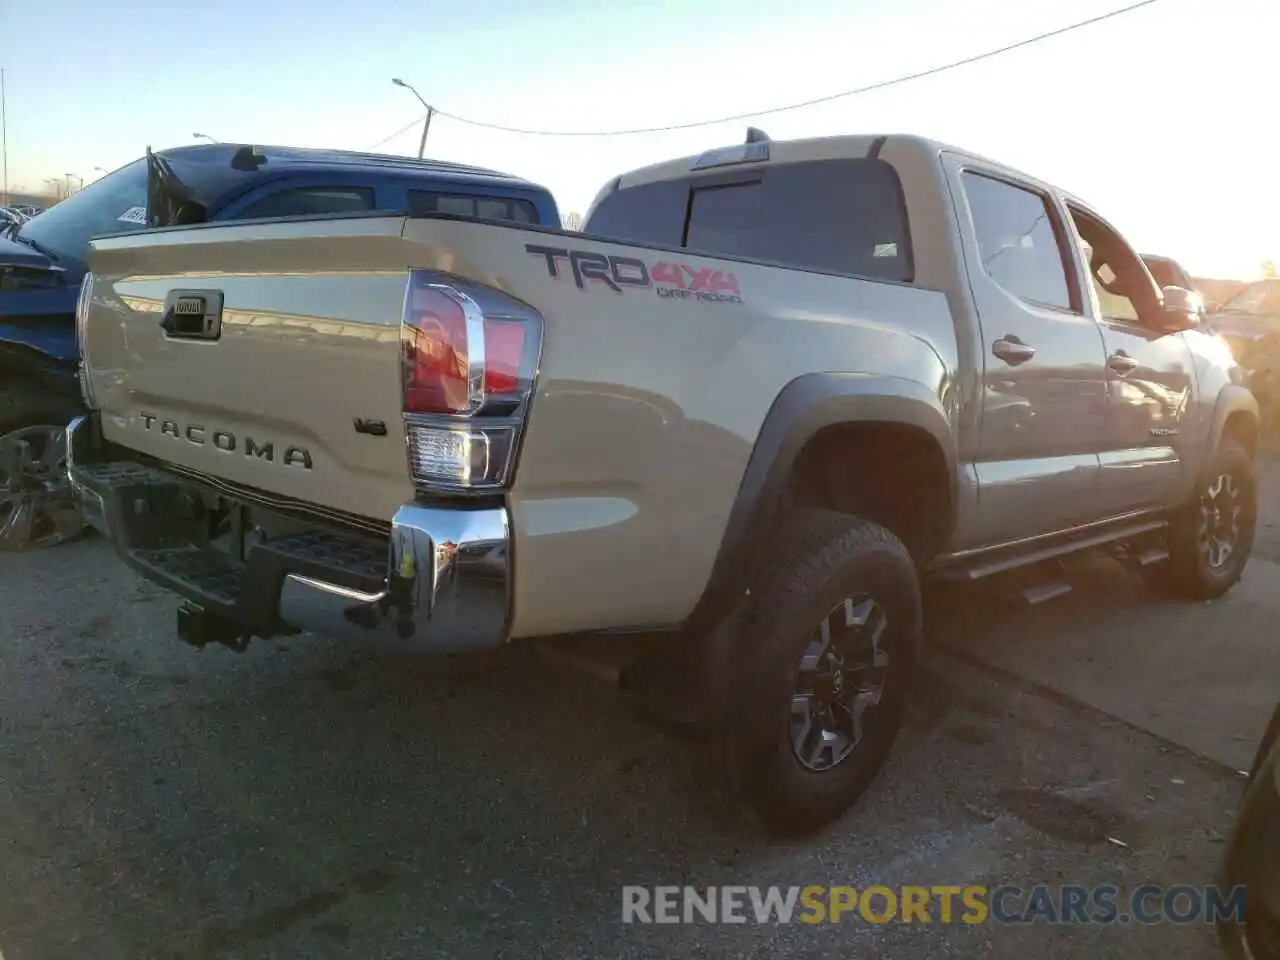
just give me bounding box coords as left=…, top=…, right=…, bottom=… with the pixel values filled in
left=84, top=217, right=416, bottom=521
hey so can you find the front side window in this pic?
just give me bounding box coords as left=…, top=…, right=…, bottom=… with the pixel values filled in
left=236, top=187, right=374, bottom=220
left=962, top=171, right=1074, bottom=312
left=14, top=158, right=150, bottom=267
left=1069, top=207, right=1159, bottom=325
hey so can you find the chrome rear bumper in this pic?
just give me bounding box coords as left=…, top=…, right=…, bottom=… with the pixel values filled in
left=278, top=504, right=509, bottom=652
left=66, top=414, right=511, bottom=652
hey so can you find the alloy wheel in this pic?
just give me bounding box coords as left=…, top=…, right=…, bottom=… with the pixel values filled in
left=0, top=424, right=84, bottom=551
left=789, top=596, right=891, bottom=773
left=1198, top=471, right=1243, bottom=570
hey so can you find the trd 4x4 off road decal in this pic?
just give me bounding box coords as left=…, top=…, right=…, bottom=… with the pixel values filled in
left=525, top=243, right=743, bottom=304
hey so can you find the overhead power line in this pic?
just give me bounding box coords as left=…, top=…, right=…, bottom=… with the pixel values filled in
left=369, top=0, right=1163, bottom=147
left=369, top=117, right=423, bottom=150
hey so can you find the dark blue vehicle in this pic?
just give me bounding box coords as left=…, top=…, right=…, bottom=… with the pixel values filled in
left=0, top=143, right=559, bottom=550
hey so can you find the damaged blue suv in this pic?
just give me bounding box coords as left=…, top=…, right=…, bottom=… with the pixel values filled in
left=0, top=142, right=558, bottom=549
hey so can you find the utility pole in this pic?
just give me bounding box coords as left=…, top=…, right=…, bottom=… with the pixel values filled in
left=416, top=107, right=434, bottom=160
left=2, top=68, right=8, bottom=206
left=391, top=78, right=433, bottom=158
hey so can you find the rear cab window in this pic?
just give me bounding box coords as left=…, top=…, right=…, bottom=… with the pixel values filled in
left=583, top=157, right=913, bottom=282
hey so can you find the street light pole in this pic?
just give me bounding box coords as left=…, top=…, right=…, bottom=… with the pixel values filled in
left=192, top=132, right=217, bottom=143
left=391, top=78, right=433, bottom=159
left=2, top=68, right=9, bottom=206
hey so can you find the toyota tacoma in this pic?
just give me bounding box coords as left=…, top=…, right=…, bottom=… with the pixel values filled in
left=67, top=131, right=1259, bottom=834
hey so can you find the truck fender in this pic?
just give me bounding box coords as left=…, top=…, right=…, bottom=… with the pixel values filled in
left=1205, top=384, right=1260, bottom=472
left=682, top=372, right=956, bottom=642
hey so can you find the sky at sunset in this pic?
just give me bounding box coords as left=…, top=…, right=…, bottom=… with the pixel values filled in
left=1, top=0, right=1273, bottom=278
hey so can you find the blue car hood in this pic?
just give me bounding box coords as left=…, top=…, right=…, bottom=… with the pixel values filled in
left=0, top=235, right=54, bottom=270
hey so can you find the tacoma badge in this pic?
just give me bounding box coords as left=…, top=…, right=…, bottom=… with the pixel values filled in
left=139, top=413, right=313, bottom=469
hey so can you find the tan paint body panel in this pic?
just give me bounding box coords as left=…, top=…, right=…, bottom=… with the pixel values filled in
left=86, top=221, right=954, bottom=641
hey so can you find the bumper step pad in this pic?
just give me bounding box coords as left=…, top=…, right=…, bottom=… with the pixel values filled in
left=133, top=545, right=244, bottom=607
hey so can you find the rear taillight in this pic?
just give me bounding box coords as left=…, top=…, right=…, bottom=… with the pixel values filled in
left=400, top=273, right=542, bottom=492
left=75, top=273, right=97, bottom=409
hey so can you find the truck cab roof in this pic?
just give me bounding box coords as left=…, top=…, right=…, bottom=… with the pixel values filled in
left=153, top=142, right=544, bottom=204
left=605, top=133, right=1046, bottom=191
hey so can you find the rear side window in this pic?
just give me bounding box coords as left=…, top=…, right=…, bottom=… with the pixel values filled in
left=408, top=191, right=536, bottom=224
left=585, top=158, right=913, bottom=282
left=961, top=172, right=1073, bottom=312
left=236, top=187, right=375, bottom=220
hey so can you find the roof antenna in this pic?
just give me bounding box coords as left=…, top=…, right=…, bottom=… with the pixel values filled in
left=745, top=127, right=771, bottom=144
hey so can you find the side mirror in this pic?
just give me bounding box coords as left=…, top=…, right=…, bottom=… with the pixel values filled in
left=1155, top=285, right=1199, bottom=332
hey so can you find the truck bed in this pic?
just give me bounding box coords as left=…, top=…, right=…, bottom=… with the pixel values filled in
left=82, top=212, right=956, bottom=639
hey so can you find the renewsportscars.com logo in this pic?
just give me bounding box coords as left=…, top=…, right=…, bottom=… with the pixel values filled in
left=621, top=884, right=1247, bottom=926
left=525, top=243, right=743, bottom=304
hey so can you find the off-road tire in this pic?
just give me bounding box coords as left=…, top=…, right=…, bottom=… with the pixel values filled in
left=714, top=510, right=921, bottom=837
left=1144, top=438, right=1256, bottom=601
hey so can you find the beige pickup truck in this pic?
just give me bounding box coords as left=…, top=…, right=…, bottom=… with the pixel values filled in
left=68, top=132, right=1258, bottom=834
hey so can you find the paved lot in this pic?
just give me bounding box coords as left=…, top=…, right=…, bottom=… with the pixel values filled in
left=3, top=452, right=1279, bottom=958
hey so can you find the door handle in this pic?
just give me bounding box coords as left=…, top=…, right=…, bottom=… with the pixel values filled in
left=992, top=336, right=1036, bottom=366
left=1108, top=351, right=1139, bottom=374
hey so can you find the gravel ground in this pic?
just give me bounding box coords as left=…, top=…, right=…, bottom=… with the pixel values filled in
left=2, top=447, right=1278, bottom=959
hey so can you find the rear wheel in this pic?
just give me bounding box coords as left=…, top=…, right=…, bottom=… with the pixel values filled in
left=1144, top=438, right=1256, bottom=600
left=0, top=384, right=86, bottom=551
left=716, top=510, right=920, bottom=836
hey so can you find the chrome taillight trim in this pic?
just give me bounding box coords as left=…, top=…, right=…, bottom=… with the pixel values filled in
left=400, top=271, right=544, bottom=495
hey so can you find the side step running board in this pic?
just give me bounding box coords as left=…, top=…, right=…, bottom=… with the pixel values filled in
left=1020, top=580, right=1073, bottom=605
left=1133, top=547, right=1170, bottom=567
left=939, top=519, right=1168, bottom=582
